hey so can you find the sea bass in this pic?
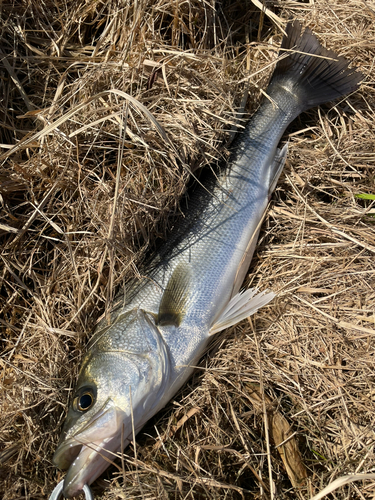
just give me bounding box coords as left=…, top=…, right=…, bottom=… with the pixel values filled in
left=53, top=21, right=361, bottom=497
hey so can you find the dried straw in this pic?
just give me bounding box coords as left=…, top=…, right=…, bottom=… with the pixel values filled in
left=0, top=0, right=374, bottom=499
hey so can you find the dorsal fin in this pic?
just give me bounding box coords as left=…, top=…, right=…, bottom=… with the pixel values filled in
left=157, top=263, right=192, bottom=327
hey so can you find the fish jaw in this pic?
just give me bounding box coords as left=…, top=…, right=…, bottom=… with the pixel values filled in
left=61, top=436, right=123, bottom=498
left=53, top=403, right=127, bottom=498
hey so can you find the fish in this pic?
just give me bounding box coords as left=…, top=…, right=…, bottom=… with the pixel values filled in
left=52, top=21, right=362, bottom=498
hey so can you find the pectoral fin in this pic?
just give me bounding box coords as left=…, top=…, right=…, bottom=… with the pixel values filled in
left=157, top=263, right=192, bottom=327
left=209, top=288, right=275, bottom=335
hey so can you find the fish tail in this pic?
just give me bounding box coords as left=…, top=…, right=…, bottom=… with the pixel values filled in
left=268, top=21, right=362, bottom=111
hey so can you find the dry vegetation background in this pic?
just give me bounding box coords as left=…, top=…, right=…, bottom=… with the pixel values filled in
left=0, top=0, right=374, bottom=499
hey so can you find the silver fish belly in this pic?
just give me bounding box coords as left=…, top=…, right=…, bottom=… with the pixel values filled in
left=52, top=21, right=362, bottom=497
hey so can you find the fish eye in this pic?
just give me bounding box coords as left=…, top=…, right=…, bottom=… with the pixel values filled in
left=73, top=390, right=95, bottom=412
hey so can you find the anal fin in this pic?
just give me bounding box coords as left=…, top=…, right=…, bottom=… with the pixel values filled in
left=269, top=143, right=288, bottom=196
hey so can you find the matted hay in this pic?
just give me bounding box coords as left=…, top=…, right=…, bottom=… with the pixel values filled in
left=0, top=0, right=374, bottom=499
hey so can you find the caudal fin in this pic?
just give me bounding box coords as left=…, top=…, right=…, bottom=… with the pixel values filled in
left=269, top=21, right=362, bottom=110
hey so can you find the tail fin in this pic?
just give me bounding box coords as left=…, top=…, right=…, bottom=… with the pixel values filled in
left=269, top=21, right=362, bottom=110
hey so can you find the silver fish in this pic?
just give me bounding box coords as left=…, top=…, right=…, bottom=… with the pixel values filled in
left=53, top=21, right=361, bottom=497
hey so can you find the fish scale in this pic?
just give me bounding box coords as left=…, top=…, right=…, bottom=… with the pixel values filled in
left=52, top=21, right=362, bottom=498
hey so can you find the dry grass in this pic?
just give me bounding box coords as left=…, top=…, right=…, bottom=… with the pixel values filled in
left=0, top=0, right=374, bottom=498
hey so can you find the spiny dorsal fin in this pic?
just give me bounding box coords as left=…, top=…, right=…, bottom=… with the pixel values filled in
left=157, top=263, right=192, bottom=327
left=209, top=288, right=275, bottom=335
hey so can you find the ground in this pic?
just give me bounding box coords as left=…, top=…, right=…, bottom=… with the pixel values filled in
left=0, top=0, right=374, bottom=499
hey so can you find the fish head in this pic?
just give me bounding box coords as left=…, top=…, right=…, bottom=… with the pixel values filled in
left=53, top=307, right=171, bottom=497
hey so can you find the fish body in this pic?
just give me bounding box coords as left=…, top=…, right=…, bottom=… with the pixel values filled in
left=53, top=21, right=361, bottom=497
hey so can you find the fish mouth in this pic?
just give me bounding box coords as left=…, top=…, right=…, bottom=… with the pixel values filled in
left=59, top=436, right=123, bottom=498
left=53, top=404, right=128, bottom=498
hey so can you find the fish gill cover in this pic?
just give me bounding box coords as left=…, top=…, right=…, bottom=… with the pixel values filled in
left=0, top=1, right=374, bottom=499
